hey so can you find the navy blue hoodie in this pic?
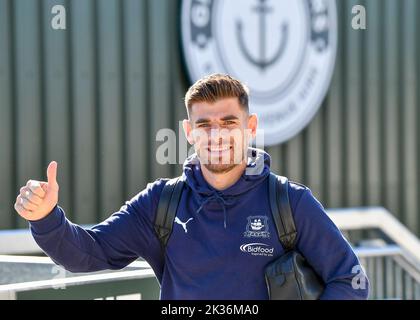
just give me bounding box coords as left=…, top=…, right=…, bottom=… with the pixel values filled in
left=30, top=149, right=369, bottom=300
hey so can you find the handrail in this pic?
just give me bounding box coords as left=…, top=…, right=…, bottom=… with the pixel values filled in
left=353, top=245, right=420, bottom=283
left=0, top=254, right=150, bottom=269
left=2, top=207, right=420, bottom=267
left=353, top=244, right=402, bottom=258
left=0, top=269, right=156, bottom=293
left=327, top=206, right=420, bottom=268
left=0, top=254, right=155, bottom=293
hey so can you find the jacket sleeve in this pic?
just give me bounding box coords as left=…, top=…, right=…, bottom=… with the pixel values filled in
left=292, top=187, right=370, bottom=300
left=29, top=180, right=166, bottom=273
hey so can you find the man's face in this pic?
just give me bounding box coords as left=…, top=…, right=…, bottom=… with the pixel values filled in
left=183, top=97, right=258, bottom=174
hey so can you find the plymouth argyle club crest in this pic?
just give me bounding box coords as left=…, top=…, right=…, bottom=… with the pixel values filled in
left=181, top=0, right=338, bottom=145
left=244, top=216, right=270, bottom=238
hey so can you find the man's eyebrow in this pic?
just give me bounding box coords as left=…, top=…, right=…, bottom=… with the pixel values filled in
left=194, top=118, right=211, bottom=124
left=194, top=115, right=239, bottom=124
left=220, top=115, right=239, bottom=121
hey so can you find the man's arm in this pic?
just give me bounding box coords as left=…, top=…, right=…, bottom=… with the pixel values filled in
left=292, top=187, right=370, bottom=300
left=14, top=161, right=164, bottom=273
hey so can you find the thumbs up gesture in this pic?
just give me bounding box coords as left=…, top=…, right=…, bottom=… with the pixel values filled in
left=14, top=161, right=60, bottom=222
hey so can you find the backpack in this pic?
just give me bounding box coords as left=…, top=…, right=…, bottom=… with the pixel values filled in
left=153, top=172, right=324, bottom=299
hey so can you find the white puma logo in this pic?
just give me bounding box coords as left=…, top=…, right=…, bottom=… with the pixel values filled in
left=174, top=217, right=194, bottom=233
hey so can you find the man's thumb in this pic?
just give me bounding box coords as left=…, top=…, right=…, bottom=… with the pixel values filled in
left=47, top=161, right=58, bottom=186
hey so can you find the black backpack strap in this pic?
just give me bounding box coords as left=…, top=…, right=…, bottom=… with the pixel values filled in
left=154, top=177, right=185, bottom=250
left=268, top=173, right=297, bottom=251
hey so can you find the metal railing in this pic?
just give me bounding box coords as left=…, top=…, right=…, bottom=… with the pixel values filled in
left=327, top=207, right=420, bottom=300
left=0, top=255, right=158, bottom=300
left=1, top=207, right=419, bottom=299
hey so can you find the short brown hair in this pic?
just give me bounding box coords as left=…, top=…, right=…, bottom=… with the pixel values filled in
left=184, top=74, right=249, bottom=115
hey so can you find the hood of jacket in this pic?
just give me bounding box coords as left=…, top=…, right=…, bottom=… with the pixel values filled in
left=181, top=147, right=271, bottom=228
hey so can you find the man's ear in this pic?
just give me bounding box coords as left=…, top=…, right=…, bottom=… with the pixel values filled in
left=247, top=113, right=258, bottom=138
left=182, top=119, right=195, bottom=145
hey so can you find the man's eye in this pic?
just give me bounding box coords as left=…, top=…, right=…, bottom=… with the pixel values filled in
left=197, top=123, right=210, bottom=128
left=224, top=121, right=236, bottom=125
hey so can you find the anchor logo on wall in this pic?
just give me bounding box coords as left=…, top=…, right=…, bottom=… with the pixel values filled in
left=181, top=0, right=338, bottom=145
left=236, top=0, right=289, bottom=72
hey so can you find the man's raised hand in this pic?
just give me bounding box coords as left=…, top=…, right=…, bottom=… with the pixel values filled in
left=14, top=161, right=60, bottom=221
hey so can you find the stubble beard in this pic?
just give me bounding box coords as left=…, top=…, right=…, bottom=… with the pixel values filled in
left=199, top=147, right=247, bottom=174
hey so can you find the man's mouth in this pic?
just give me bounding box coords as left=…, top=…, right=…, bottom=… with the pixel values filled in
left=206, top=145, right=234, bottom=161
left=208, top=145, right=232, bottom=152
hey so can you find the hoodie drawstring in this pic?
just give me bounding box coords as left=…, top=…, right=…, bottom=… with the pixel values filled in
left=196, top=192, right=231, bottom=229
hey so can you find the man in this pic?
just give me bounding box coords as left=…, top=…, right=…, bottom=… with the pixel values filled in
left=14, top=74, right=369, bottom=300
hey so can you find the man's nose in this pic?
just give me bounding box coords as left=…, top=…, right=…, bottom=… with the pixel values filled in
left=209, top=127, right=231, bottom=143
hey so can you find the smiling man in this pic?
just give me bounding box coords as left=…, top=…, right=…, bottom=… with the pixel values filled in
left=14, top=74, right=369, bottom=300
